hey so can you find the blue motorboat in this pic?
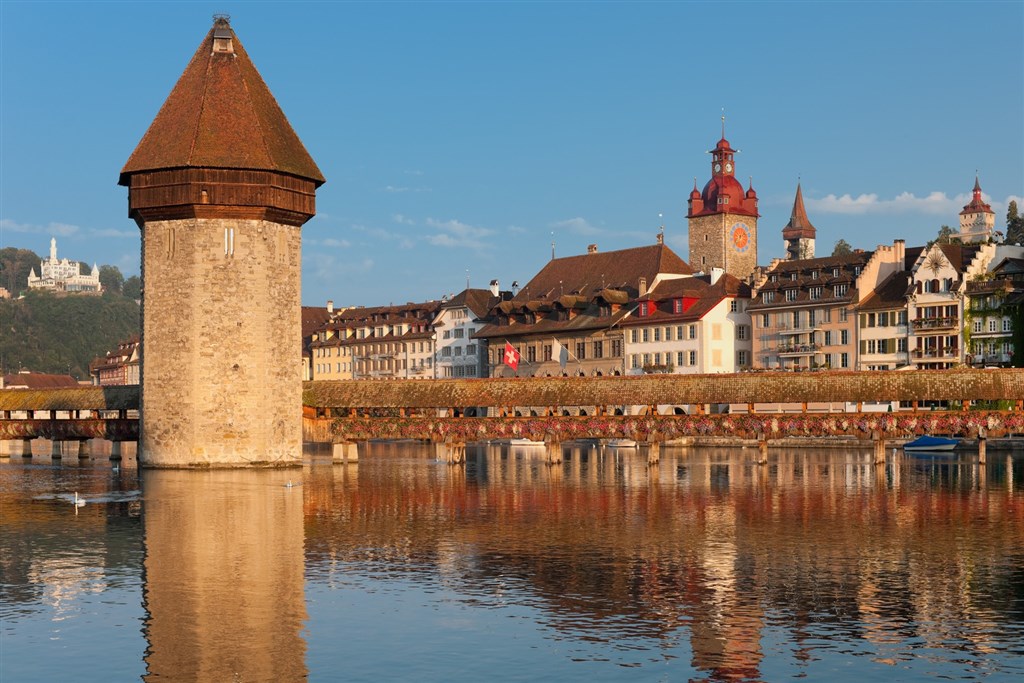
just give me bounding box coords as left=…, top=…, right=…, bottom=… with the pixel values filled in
left=903, top=435, right=959, bottom=452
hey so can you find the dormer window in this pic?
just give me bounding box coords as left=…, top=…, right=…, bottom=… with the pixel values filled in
left=763, top=291, right=775, bottom=303
left=673, top=299, right=683, bottom=314
left=770, top=274, right=778, bottom=282
left=638, top=301, right=650, bottom=317
left=790, top=273, right=797, bottom=281
left=832, top=268, right=840, bottom=277
left=811, top=270, right=819, bottom=279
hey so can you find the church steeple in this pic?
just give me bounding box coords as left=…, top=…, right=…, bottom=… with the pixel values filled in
left=782, top=183, right=817, bottom=260
left=957, top=174, right=994, bottom=243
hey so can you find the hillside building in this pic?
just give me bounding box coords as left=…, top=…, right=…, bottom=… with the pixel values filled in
left=27, top=238, right=101, bottom=293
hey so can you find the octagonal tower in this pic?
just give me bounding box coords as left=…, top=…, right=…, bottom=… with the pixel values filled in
left=119, top=16, right=324, bottom=467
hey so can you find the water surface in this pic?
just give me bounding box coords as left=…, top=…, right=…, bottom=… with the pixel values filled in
left=2, top=442, right=1022, bottom=681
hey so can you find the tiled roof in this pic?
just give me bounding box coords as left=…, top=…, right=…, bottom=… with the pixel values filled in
left=622, top=273, right=751, bottom=326
left=514, top=243, right=692, bottom=302
left=2, top=372, right=79, bottom=390
left=301, top=306, right=333, bottom=339
left=442, top=288, right=503, bottom=319
left=858, top=271, right=912, bottom=310
left=120, top=17, right=324, bottom=185
left=750, top=251, right=873, bottom=309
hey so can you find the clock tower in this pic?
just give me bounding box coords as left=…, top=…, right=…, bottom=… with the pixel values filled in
left=687, top=130, right=759, bottom=280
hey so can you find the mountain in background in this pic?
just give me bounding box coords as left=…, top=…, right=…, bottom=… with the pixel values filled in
left=1, top=247, right=141, bottom=379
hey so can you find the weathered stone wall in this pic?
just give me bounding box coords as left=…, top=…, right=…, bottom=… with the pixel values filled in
left=304, top=368, right=1024, bottom=409
left=141, top=217, right=302, bottom=466
left=688, top=213, right=758, bottom=280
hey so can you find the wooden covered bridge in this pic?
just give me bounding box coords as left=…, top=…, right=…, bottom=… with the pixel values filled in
left=2, top=369, right=1023, bottom=466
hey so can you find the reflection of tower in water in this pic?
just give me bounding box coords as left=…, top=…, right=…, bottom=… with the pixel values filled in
left=141, top=470, right=307, bottom=681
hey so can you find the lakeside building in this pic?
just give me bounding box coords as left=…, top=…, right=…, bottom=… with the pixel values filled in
left=310, top=301, right=440, bottom=380
left=302, top=304, right=334, bottom=381
left=474, top=238, right=693, bottom=377
left=749, top=241, right=906, bottom=371
left=964, top=250, right=1024, bottom=367
left=433, top=287, right=507, bottom=379
left=89, top=336, right=141, bottom=386
left=27, top=238, right=102, bottom=294
left=855, top=271, right=912, bottom=370
left=619, top=268, right=753, bottom=374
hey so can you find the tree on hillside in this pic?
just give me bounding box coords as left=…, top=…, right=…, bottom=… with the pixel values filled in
left=0, top=247, right=41, bottom=294
left=123, top=275, right=142, bottom=300
left=934, top=224, right=958, bottom=246
left=831, top=239, right=853, bottom=257
left=99, top=265, right=124, bottom=294
left=1007, top=200, right=1024, bottom=246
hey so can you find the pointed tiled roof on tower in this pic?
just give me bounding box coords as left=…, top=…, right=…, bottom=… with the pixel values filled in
left=781, top=183, right=817, bottom=240
left=959, top=176, right=993, bottom=216
left=120, top=16, right=324, bottom=185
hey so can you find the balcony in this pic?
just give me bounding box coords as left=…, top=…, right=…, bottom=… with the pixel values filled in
left=911, top=316, right=957, bottom=332
left=910, top=347, right=959, bottom=363
left=968, top=353, right=1013, bottom=367
left=776, top=343, right=823, bottom=357
left=777, top=325, right=822, bottom=336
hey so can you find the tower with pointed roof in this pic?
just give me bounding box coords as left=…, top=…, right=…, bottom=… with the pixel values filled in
left=957, top=176, right=995, bottom=243
left=119, top=16, right=324, bottom=467
left=687, top=125, right=759, bottom=280
left=782, top=183, right=817, bottom=260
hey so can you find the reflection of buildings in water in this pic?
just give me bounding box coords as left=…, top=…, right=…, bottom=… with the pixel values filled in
left=142, top=470, right=307, bottom=682
left=300, top=445, right=1024, bottom=676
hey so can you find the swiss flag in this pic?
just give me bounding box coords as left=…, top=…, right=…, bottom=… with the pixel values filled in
left=503, top=342, right=521, bottom=371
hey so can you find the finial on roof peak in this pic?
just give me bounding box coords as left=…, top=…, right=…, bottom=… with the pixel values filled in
left=213, top=13, right=231, bottom=26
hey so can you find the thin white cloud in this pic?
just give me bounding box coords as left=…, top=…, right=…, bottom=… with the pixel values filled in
left=424, top=218, right=495, bottom=250
left=1, top=218, right=80, bottom=237
left=807, top=191, right=972, bottom=216
left=93, top=228, right=138, bottom=239
left=320, top=238, right=352, bottom=248
left=551, top=217, right=603, bottom=235
left=392, top=213, right=415, bottom=225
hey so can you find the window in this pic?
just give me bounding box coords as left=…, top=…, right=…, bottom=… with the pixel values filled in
left=688, top=325, right=697, bottom=340
left=638, top=301, right=650, bottom=317
left=467, top=344, right=477, bottom=355
left=841, top=352, right=849, bottom=368
left=664, top=327, right=672, bottom=341
left=898, top=338, right=908, bottom=352
left=1004, top=318, right=1013, bottom=332
left=973, top=320, right=983, bottom=333
left=688, top=350, right=697, bottom=366
left=809, top=286, right=822, bottom=300
left=792, top=311, right=801, bottom=328
left=677, top=351, right=685, bottom=366
left=526, top=346, right=536, bottom=363
left=764, top=292, right=775, bottom=303
left=454, top=347, right=462, bottom=356
left=730, top=300, right=739, bottom=312
left=653, top=328, right=661, bottom=342
left=835, top=284, right=848, bottom=297
left=841, top=329, right=849, bottom=345
left=840, top=309, right=848, bottom=323
left=989, top=319, right=998, bottom=332
left=737, top=350, right=748, bottom=366
left=630, top=329, right=639, bottom=344
left=593, top=341, right=604, bottom=359
left=642, top=328, right=650, bottom=343
left=654, top=353, right=662, bottom=365
left=631, top=355, right=640, bottom=369
left=736, top=325, right=749, bottom=341
left=676, top=326, right=684, bottom=340
left=453, top=328, right=464, bottom=338
left=674, top=299, right=683, bottom=314
left=441, top=347, right=452, bottom=357
left=576, top=342, right=586, bottom=360
left=761, top=314, right=770, bottom=328
left=791, top=272, right=798, bottom=281
left=786, top=289, right=798, bottom=302
left=611, top=339, right=623, bottom=357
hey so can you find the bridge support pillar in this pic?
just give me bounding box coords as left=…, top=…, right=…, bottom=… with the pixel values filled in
left=332, top=441, right=358, bottom=463
left=110, top=441, right=122, bottom=462
left=978, top=428, right=987, bottom=464
left=78, top=440, right=91, bottom=459
left=20, top=438, right=33, bottom=458
left=51, top=440, right=62, bottom=459
left=645, top=441, right=660, bottom=466
left=545, top=440, right=562, bottom=465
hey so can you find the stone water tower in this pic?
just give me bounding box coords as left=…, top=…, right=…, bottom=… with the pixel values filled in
left=119, top=16, right=324, bottom=467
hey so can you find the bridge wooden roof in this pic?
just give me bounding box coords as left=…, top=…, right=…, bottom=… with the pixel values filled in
left=0, top=386, right=139, bottom=411
left=303, top=368, right=1024, bottom=408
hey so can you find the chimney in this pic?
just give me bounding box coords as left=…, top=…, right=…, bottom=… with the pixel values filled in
left=587, top=244, right=598, bottom=254
left=709, top=267, right=724, bottom=285
left=656, top=231, right=664, bottom=245
left=327, top=300, right=334, bottom=313
left=639, top=277, right=648, bottom=297
left=489, top=279, right=499, bottom=296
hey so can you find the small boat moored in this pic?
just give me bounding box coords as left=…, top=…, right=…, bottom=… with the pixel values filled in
left=903, top=435, right=959, bottom=452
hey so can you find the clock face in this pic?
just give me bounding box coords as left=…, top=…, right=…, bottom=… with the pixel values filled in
left=731, top=222, right=750, bottom=252
left=724, top=162, right=733, bottom=173
left=714, top=162, right=722, bottom=173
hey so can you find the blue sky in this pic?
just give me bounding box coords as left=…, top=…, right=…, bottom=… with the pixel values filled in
left=2, top=1, right=1022, bottom=307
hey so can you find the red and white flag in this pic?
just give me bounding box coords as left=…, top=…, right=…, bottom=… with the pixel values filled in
left=503, top=341, right=521, bottom=371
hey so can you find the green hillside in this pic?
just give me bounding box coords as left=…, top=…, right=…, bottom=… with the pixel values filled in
left=0, top=290, right=140, bottom=380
